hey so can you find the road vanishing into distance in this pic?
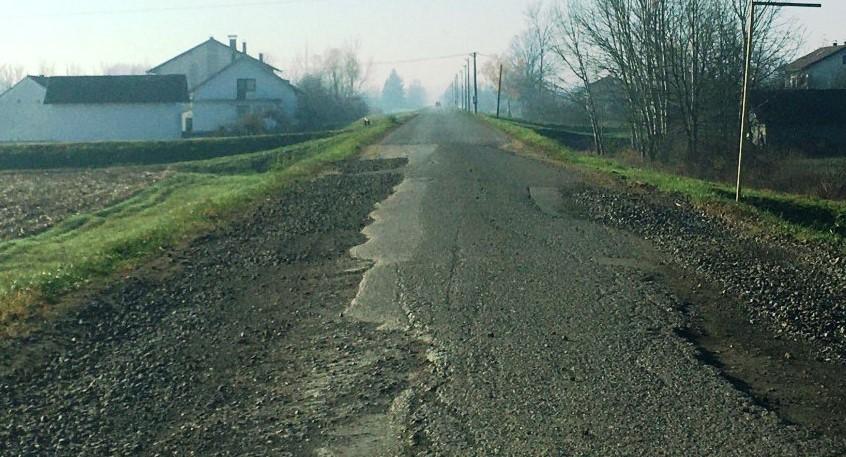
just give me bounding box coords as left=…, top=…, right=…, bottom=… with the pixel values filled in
left=3, top=112, right=845, bottom=456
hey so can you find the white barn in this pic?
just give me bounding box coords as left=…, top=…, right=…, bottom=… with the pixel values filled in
left=149, top=36, right=299, bottom=134
left=0, top=75, right=189, bottom=142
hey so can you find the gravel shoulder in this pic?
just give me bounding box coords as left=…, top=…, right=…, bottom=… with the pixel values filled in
left=560, top=181, right=846, bottom=439
left=0, top=158, right=424, bottom=456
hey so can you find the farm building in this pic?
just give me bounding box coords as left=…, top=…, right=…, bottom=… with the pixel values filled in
left=0, top=75, right=189, bottom=143
left=149, top=36, right=300, bottom=134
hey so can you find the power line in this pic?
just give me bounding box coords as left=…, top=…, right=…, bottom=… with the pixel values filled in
left=22, top=0, right=335, bottom=17
left=371, top=51, right=500, bottom=66
left=370, top=53, right=474, bottom=66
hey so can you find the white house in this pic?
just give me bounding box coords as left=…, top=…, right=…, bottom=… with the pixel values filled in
left=785, top=43, right=846, bottom=89
left=0, top=75, right=189, bottom=142
left=149, top=36, right=299, bottom=134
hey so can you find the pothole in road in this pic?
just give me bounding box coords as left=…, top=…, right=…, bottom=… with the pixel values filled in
left=667, top=271, right=846, bottom=439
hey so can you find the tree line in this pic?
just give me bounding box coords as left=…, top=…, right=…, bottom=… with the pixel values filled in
left=494, top=0, right=799, bottom=167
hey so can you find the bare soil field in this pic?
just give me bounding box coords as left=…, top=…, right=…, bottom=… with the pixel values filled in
left=0, top=168, right=168, bottom=241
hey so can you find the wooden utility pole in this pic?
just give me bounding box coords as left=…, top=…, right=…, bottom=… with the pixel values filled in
left=472, top=52, right=478, bottom=114
left=735, top=0, right=755, bottom=203
left=454, top=74, right=459, bottom=108
left=735, top=0, right=821, bottom=202
left=461, top=67, right=467, bottom=111
left=496, top=64, right=503, bottom=118
left=465, top=58, right=471, bottom=112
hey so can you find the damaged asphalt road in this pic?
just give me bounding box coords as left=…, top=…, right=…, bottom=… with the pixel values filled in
left=3, top=112, right=846, bottom=456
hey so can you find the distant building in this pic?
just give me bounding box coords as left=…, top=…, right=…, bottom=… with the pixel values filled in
left=148, top=36, right=299, bottom=134
left=587, top=76, right=628, bottom=125
left=785, top=43, right=846, bottom=89
left=0, top=75, right=189, bottom=143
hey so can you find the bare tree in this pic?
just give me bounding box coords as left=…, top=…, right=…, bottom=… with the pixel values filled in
left=100, top=63, right=148, bottom=75
left=0, top=65, right=25, bottom=92
left=37, top=61, right=56, bottom=77
left=540, top=0, right=801, bottom=162
left=64, top=63, right=87, bottom=76
left=309, top=43, right=370, bottom=99
left=552, top=0, right=605, bottom=154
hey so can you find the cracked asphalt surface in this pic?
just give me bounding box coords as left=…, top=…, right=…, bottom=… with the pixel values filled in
left=351, top=112, right=846, bottom=455
left=3, top=112, right=845, bottom=456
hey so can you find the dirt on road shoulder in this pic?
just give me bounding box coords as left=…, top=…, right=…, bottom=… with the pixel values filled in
left=560, top=181, right=846, bottom=440
left=0, top=158, right=426, bottom=456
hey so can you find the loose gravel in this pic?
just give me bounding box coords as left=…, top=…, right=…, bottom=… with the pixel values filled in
left=568, top=185, right=846, bottom=363
left=0, top=159, right=423, bottom=456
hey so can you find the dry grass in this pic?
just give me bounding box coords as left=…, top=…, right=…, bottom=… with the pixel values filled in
left=746, top=157, right=846, bottom=200
left=0, top=168, right=169, bottom=241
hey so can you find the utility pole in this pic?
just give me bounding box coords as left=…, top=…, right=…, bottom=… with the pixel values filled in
left=454, top=74, right=458, bottom=108
left=496, top=64, right=503, bottom=118
left=461, top=65, right=467, bottom=111
left=464, top=69, right=469, bottom=111
left=465, top=58, right=471, bottom=112
left=735, top=0, right=820, bottom=202
left=472, top=52, right=478, bottom=114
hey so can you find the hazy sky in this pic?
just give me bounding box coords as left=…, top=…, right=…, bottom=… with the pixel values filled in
left=2, top=0, right=842, bottom=100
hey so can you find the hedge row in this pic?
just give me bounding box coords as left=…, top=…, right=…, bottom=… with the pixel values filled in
left=0, top=131, right=342, bottom=170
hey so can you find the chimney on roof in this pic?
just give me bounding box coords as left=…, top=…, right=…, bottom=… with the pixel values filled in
left=242, top=42, right=248, bottom=55
left=835, top=41, right=839, bottom=47
left=259, top=53, right=264, bottom=63
left=228, top=35, right=238, bottom=62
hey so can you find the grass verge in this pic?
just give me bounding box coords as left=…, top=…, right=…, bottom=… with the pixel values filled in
left=0, top=116, right=405, bottom=334
left=482, top=115, right=846, bottom=247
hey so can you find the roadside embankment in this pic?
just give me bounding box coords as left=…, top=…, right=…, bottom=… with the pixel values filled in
left=0, top=154, right=424, bottom=455
left=0, top=116, right=408, bottom=336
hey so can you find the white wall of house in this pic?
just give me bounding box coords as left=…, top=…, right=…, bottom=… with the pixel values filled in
left=42, top=104, right=185, bottom=142
left=0, top=79, right=185, bottom=142
left=802, top=50, right=846, bottom=89
left=191, top=100, right=286, bottom=132
left=190, top=59, right=298, bottom=132
left=0, top=78, right=49, bottom=142
left=154, top=40, right=235, bottom=90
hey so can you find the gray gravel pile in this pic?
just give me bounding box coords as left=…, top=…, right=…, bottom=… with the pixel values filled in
left=570, top=187, right=846, bottom=363
left=0, top=161, right=414, bottom=456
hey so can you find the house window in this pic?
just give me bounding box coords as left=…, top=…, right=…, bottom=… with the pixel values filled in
left=237, top=78, right=256, bottom=100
